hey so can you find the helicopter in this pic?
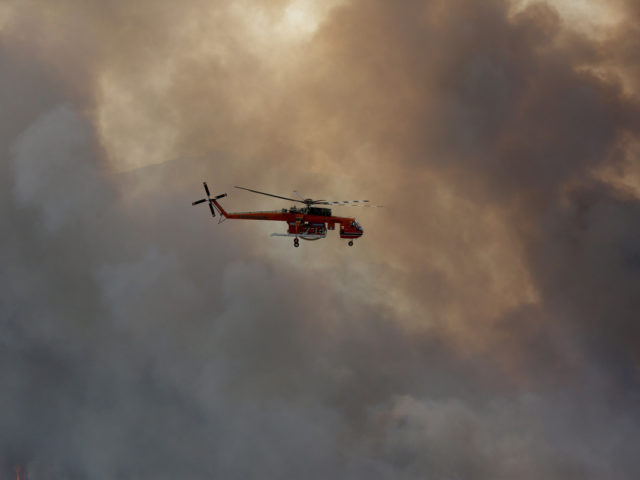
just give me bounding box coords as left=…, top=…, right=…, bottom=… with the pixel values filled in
left=192, top=182, right=380, bottom=247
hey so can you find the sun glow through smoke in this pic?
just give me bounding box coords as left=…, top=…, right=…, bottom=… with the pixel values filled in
left=512, top=0, right=623, bottom=32
left=96, top=0, right=345, bottom=172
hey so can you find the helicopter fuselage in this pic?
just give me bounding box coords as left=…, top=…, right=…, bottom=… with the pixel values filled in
left=193, top=183, right=371, bottom=247
left=213, top=202, right=364, bottom=243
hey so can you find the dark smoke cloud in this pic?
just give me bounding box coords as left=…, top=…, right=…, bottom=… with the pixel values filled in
left=1, top=0, right=640, bottom=478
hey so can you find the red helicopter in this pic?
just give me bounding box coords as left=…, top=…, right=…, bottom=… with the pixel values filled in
left=192, top=182, right=380, bottom=247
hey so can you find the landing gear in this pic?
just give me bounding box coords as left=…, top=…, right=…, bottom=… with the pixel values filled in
left=294, top=238, right=299, bottom=248
left=348, top=240, right=354, bottom=246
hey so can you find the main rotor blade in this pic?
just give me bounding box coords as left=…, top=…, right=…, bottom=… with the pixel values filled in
left=209, top=202, right=216, bottom=217
left=192, top=198, right=207, bottom=205
left=332, top=204, right=384, bottom=207
left=314, top=200, right=370, bottom=205
left=293, top=190, right=305, bottom=201
left=203, top=182, right=211, bottom=196
left=314, top=200, right=383, bottom=207
left=235, top=186, right=304, bottom=204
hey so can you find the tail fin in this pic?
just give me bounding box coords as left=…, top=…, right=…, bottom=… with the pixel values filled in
left=211, top=194, right=228, bottom=217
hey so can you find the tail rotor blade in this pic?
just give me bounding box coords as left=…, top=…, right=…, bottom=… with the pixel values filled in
left=194, top=181, right=228, bottom=221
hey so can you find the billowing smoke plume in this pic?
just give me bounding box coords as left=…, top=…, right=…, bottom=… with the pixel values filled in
left=1, top=0, right=639, bottom=478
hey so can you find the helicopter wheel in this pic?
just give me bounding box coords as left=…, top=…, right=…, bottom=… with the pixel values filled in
left=294, top=238, right=299, bottom=248
left=348, top=240, right=354, bottom=247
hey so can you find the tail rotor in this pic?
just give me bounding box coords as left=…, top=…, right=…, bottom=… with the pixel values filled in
left=192, top=181, right=227, bottom=218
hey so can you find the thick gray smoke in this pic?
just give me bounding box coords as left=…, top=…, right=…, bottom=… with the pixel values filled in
left=1, top=0, right=640, bottom=478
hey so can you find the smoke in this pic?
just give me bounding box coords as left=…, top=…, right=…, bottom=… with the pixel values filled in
left=1, top=0, right=640, bottom=478
left=12, top=106, right=107, bottom=231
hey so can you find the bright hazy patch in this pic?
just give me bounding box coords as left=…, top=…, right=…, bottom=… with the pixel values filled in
left=97, top=0, right=346, bottom=172
left=512, top=0, right=623, bottom=33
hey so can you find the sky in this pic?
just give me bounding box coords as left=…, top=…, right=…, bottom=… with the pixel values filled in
left=1, top=0, right=639, bottom=478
